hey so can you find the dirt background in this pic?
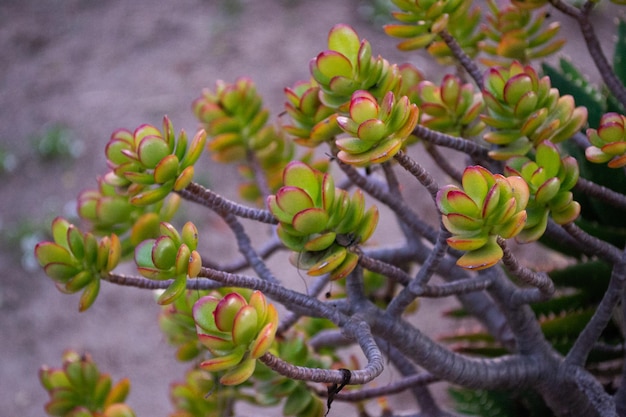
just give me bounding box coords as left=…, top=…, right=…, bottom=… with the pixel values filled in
left=0, top=1, right=621, bottom=416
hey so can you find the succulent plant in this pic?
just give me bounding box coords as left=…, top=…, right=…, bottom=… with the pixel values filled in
left=254, top=335, right=329, bottom=417
left=193, top=77, right=270, bottom=163
left=437, top=166, right=529, bottom=270
left=193, top=290, right=279, bottom=386
left=268, top=161, right=379, bottom=280
left=384, top=0, right=468, bottom=51
left=585, top=112, right=626, bottom=168
left=282, top=79, right=342, bottom=147
left=235, top=125, right=330, bottom=206
left=396, top=63, right=425, bottom=105
left=34, top=217, right=121, bottom=311
left=169, top=369, right=233, bottom=417
left=77, top=176, right=181, bottom=252
left=134, top=222, right=202, bottom=305
left=104, top=117, right=206, bottom=206
left=481, top=61, right=587, bottom=159
left=310, top=24, right=401, bottom=110
left=417, top=74, right=485, bottom=137
left=39, top=350, right=134, bottom=417
left=159, top=290, right=210, bottom=362
left=425, top=2, right=484, bottom=65
left=479, top=0, right=564, bottom=66
left=336, top=90, right=419, bottom=166
left=505, top=140, right=580, bottom=242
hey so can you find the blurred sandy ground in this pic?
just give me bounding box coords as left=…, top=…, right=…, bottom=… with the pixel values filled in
left=0, top=0, right=621, bottom=416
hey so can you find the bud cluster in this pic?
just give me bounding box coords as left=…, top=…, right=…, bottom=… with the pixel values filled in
left=268, top=161, right=379, bottom=280
left=437, top=166, right=529, bottom=270
left=193, top=290, right=278, bottom=386
left=35, top=217, right=121, bottom=311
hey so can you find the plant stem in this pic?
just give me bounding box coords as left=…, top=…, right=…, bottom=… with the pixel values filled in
left=413, top=124, right=489, bottom=158
left=575, top=178, right=626, bottom=211
left=338, top=161, right=439, bottom=243
left=498, top=237, right=555, bottom=299
left=394, top=151, right=440, bottom=200
left=566, top=250, right=626, bottom=366
left=179, top=182, right=277, bottom=224
left=440, top=29, right=483, bottom=88
left=550, top=0, right=626, bottom=108
left=260, top=318, right=384, bottom=385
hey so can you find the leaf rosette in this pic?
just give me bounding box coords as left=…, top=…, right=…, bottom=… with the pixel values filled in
left=104, top=116, right=206, bottom=206
left=481, top=61, right=587, bottom=159
left=282, top=79, right=342, bottom=147
left=417, top=74, right=484, bottom=137
left=134, top=222, right=202, bottom=305
left=39, top=350, right=134, bottom=417
left=35, top=217, right=121, bottom=311
left=159, top=290, right=209, bottom=362
left=193, top=290, right=279, bottom=386
left=78, top=176, right=181, bottom=254
left=310, top=24, right=401, bottom=110
left=336, top=90, right=419, bottom=166
left=505, top=140, right=580, bottom=242
left=480, top=0, right=565, bottom=66
left=268, top=161, right=379, bottom=280
left=193, top=77, right=270, bottom=163
left=437, top=166, right=529, bottom=270
left=384, top=0, right=468, bottom=50
left=585, top=112, right=626, bottom=168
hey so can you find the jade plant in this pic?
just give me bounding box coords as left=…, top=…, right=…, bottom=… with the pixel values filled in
left=35, top=1, right=626, bottom=417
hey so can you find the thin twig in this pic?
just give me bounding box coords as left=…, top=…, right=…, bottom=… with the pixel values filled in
left=358, top=254, right=412, bottom=286
left=550, top=0, right=626, bottom=108
left=246, top=150, right=272, bottom=200
left=498, top=237, right=555, bottom=299
left=278, top=274, right=331, bottom=334
left=220, top=212, right=278, bottom=283
left=413, top=124, right=489, bottom=159
left=260, top=318, right=384, bottom=385
left=386, top=223, right=449, bottom=316
left=562, top=222, right=623, bottom=264
left=566, top=250, right=626, bottom=366
left=202, top=234, right=284, bottom=272
left=419, top=275, right=494, bottom=298
left=575, top=178, right=626, bottom=211
left=424, top=143, right=464, bottom=183
left=179, top=182, right=277, bottom=224
left=338, top=162, right=439, bottom=243
left=314, top=372, right=439, bottom=401
left=393, top=151, right=440, bottom=200
left=439, top=29, right=483, bottom=88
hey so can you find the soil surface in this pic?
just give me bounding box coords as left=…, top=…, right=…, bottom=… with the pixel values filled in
left=0, top=1, right=621, bottom=416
